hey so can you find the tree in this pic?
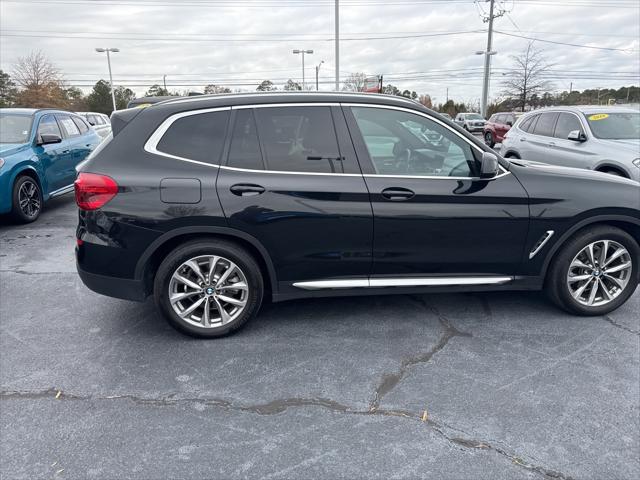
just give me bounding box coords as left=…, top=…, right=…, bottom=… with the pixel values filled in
left=502, top=43, right=554, bottom=112
left=204, top=84, right=231, bottom=94
left=283, top=79, right=302, bottom=91
left=256, top=80, right=276, bottom=91
left=342, top=72, right=367, bottom=92
left=418, top=94, right=432, bottom=109
left=64, top=86, right=87, bottom=111
left=87, top=80, right=113, bottom=114
left=0, top=69, right=17, bottom=107
left=144, top=84, right=171, bottom=97
left=12, top=50, right=69, bottom=109
left=382, top=84, right=402, bottom=96
left=115, top=86, right=136, bottom=110
left=401, top=89, right=418, bottom=100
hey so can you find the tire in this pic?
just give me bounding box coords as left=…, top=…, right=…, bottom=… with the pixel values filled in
left=484, top=132, right=495, bottom=148
left=463, top=124, right=469, bottom=131
left=11, top=175, right=42, bottom=223
left=546, top=226, right=639, bottom=316
left=153, top=239, right=264, bottom=338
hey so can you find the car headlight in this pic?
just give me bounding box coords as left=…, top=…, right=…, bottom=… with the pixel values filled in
left=633, top=158, right=640, bottom=168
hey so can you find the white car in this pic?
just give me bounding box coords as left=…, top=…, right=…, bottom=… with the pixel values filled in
left=454, top=112, right=486, bottom=133
left=76, top=112, right=112, bottom=139
left=501, top=106, right=640, bottom=182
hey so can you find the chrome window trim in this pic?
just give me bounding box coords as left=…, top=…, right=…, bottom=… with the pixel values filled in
left=143, top=102, right=510, bottom=180
left=143, top=106, right=231, bottom=166
left=293, top=276, right=513, bottom=290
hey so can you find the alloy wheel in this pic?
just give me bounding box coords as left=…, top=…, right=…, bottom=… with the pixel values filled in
left=566, top=240, right=633, bottom=307
left=168, top=255, right=249, bottom=328
left=484, top=132, right=493, bottom=146
left=18, top=180, right=41, bottom=218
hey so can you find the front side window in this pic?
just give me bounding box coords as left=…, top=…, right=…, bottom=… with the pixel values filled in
left=254, top=106, right=344, bottom=173
left=584, top=112, right=640, bottom=140
left=37, top=114, right=62, bottom=139
left=57, top=115, right=80, bottom=137
left=351, top=107, right=478, bottom=177
left=156, top=110, right=230, bottom=164
left=533, top=112, right=559, bottom=137
left=554, top=113, right=583, bottom=139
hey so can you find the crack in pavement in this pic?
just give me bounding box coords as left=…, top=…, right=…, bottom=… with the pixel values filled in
left=368, top=295, right=472, bottom=412
left=603, top=315, right=640, bottom=336
left=0, top=387, right=573, bottom=479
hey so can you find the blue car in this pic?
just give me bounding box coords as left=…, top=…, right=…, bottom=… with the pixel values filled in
left=0, top=108, right=101, bottom=223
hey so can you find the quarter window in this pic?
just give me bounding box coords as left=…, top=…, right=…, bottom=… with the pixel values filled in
left=37, top=114, right=62, bottom=138
left=58, top=115, right=80, bottom=137
left=227, top=109, right=264, bottom=170
left=532, top=112, right=559, bottom=137
left=254, top=106, right=344, bottom=174
left=554, top=113, right=583, bottom=139
left=72, top=116, right=89, bottom=133
left=351, top=107, right=478, bottom=177
left=156, top=110, right=230, bottom=164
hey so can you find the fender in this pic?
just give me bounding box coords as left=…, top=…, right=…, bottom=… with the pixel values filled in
left=593, top=161, right=632, bottom=177
left=134, top=225, right=279, bottom=292
left=539, top=214, right=640, bottom=280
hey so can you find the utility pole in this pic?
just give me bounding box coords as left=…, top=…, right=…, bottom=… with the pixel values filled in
left=446, top=87, right=449, bottom=103
left=293, top=49, right=313, bottom=90
left=315, top=60, right=324, bottom=91
left=569, top=82, right=572, bottom=94
left=163, top=74, right=167, bottom=92
left=335, top=0, right=340, bottom=91
left=477, top=0, right=503, bottom=118
left=95, top=47, right=119, bottom=112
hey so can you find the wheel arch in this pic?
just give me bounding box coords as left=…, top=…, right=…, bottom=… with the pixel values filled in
left=136, top=226, right=278, bottom=300
left=540, top=215, right=640, bottom=282
left=593, top=162, right=631, bottom=178
left=503, top=150, right=521, bottom=159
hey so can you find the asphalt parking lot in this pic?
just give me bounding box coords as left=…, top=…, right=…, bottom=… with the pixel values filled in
left=1, top=194, right=638, bottom=480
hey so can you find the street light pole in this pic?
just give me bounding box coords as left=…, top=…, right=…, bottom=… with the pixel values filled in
left=95, top=47, right=119, bottom=112
left=335, top=0, right=340, bottom=91
left=315, top=60, right=324, bottom=91
left=293, top=49, right=313, bottom=90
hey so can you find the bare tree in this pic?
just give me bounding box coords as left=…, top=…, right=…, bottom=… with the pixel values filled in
left=502, top=43, right=553, bottom=112
left=342, top=72, right=367, bottom=92
left=204, top=84, right=231, bottom=94
left=13, top=50, right=61, bottom=89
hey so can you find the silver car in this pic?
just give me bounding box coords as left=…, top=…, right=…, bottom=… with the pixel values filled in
left=502, top=106, right=640, bottom=182
left=454, top=112, right=486, bottom=133
left=76, top=112, right=112, bottom=140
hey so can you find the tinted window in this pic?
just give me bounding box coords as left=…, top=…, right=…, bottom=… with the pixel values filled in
left=72, top=116, right=89, bottom=133
left=352, top=106, right=478, bottom=177
left=518, top=115, right=534, bottom=132
left=533, top=112, right=559, bottom=137
left=58, top=115, right=80, bottom=137
left=37, top=114, right=62, bottom=138
left=227, top=109, right=264, bottom=170
left=254, top=106, right=343, bottom=173
left=156, top=110, right=230, bottom=164
left=554, top=113, right=583, bottom=139
left=584, top=112, right=640, bottom=140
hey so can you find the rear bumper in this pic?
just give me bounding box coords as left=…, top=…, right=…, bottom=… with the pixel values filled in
left=77, top=260, right=147, bottom=302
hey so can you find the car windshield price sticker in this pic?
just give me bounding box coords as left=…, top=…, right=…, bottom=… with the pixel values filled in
left=588, top=113, right=609, bottom=121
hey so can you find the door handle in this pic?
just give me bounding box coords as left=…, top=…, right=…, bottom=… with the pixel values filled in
left=519, top=137, right=526, bottom=142
left=381, top=187, right=415, bottom=201
left=548, top=142, right=556, bottom=147
left=230, top=183, right=265, bottom=196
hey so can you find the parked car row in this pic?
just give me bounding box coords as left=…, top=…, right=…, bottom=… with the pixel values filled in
left=73, top=92, right=639, bottom=338
left=0, top=108, right=105, bottom=222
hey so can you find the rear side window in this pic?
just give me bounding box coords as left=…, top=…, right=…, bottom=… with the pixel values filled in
left=533, top=112, right=559, bottom=137
left=72, top=116, right=89, bottom=133
left=87, top=114, right=98, bottom=125
left=254, top=106, right=344, bottom=174
left=156, top=110, right=230, bottom=164
left=554, top=113, right=583, bottom=139
left=519, top=115, right=535, bottom=133
left=57, top=115, right=81, bottom=137
left=102, top=115, right=111, bottom=125
left=227, top=109, right=264, bottom=170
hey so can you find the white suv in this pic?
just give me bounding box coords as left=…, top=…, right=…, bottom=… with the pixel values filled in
left=454, top=112, right=486, bottom=133
left=76, top=112, right=112, bottom=139
left=501, top=106, right=639, bottom=182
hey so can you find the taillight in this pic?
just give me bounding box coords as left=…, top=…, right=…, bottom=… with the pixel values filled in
left=75, top=173, right=118, bottom=210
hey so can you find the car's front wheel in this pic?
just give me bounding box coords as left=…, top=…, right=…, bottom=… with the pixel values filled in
left=484, top=131, right=495, bottom=147
left=11, top=175, right=42, bottom=223
left=546, top=226, right=638, bottom=316
left=154, top=239, right=264, bottom=337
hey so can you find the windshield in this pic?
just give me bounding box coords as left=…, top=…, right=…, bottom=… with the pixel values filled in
left=0, top=114, right=33, bottom=144
left=584, top=112, right=640, bottom=140
left=466, top=114, right=483, bottom=120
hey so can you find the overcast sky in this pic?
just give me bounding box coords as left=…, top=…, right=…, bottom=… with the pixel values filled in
left=1, top=0, right=639, bottom=105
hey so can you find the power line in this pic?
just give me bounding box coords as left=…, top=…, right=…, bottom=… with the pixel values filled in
left=494, top=30, right=639, bottom=53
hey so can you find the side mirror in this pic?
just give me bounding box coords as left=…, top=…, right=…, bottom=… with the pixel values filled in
left=37, top=133, right=62, bottom=145
left=506, top=121, right=513, bottom=127
left=87, top=120, right=96, bottom=126
left=480, top=151, right=500, bottom=179
left=567, top=130, right=586, bottom=142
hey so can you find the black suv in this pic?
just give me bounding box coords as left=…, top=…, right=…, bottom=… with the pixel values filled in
left=75, top=93, right=640, bottom=337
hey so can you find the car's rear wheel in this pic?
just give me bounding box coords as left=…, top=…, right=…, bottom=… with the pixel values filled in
left=484, top=131, right=495, bottom=148
left=11, top=175, right=42, bottom=223
left=154, top=239, right=263, bottom=338
left=546, top=226, right=638, bottom=316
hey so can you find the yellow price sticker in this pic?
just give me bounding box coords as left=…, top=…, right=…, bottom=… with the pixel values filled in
left=588, top=113, right=609, bottom=121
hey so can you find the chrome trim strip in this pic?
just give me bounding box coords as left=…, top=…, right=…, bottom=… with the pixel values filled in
left=529, top=230, right=555, bottom=259
left=293, top=276, right=513, bottom=290
left=233, top=102, right=340, bottom=109
left=219, top=165, right=362, bottom=177
left=49, top=184, right=74, bottom=198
